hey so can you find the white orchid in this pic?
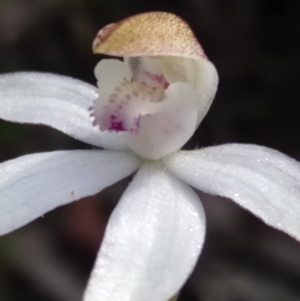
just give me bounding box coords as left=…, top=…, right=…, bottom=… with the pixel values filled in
left=0, top=11, right=299, bottom=301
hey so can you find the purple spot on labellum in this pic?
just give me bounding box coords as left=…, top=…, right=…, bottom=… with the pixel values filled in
left=109, top=115, right=125, bottom=131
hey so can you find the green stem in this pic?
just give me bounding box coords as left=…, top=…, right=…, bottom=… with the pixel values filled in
left=168, top=295, right=179, bottom=301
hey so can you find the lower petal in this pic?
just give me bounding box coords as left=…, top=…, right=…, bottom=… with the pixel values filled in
left=0, top=150, right=141, bottom=236
left=84, top=162, right=205, bottom=301
left=164, top=144, right=300, bottom=241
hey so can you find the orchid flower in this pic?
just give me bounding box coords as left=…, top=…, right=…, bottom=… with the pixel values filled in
left=0, top=11, right=299, bottom=301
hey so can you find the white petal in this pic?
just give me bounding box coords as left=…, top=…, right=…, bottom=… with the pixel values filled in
left=94, top=59, right=132, bottom=99
left=164, top=144, right=300, bottom=241
left=0, top=72, right=128, bottom=150
left=0, top=150, right=141, bottom=236
left=92, top=59, right=136, bottom=132
left=163, top=57, right=218, bottom=125
left=127, top=82, right=198, bottom=160
left=84, top=162, right=205, bottom=301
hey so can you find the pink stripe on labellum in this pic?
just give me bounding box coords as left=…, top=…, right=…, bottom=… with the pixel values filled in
left=143, top=71, right=170, bottom=89
left=144, top=71, right=164, bottom=84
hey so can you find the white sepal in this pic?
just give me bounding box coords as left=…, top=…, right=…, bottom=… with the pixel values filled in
left=165, top=144, right=300, bottom=241
left=0, top=72, right=128, bottom=150
left=84, top=162, right=206, bottom=301
left=0, top=150, right=141, bottom=235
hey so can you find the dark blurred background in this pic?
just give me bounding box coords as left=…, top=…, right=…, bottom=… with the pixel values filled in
left=0, top=0, right=300, bottom=300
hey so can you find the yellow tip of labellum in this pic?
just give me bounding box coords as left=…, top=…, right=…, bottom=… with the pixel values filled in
left=92, top=12, right=206, bottom=60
